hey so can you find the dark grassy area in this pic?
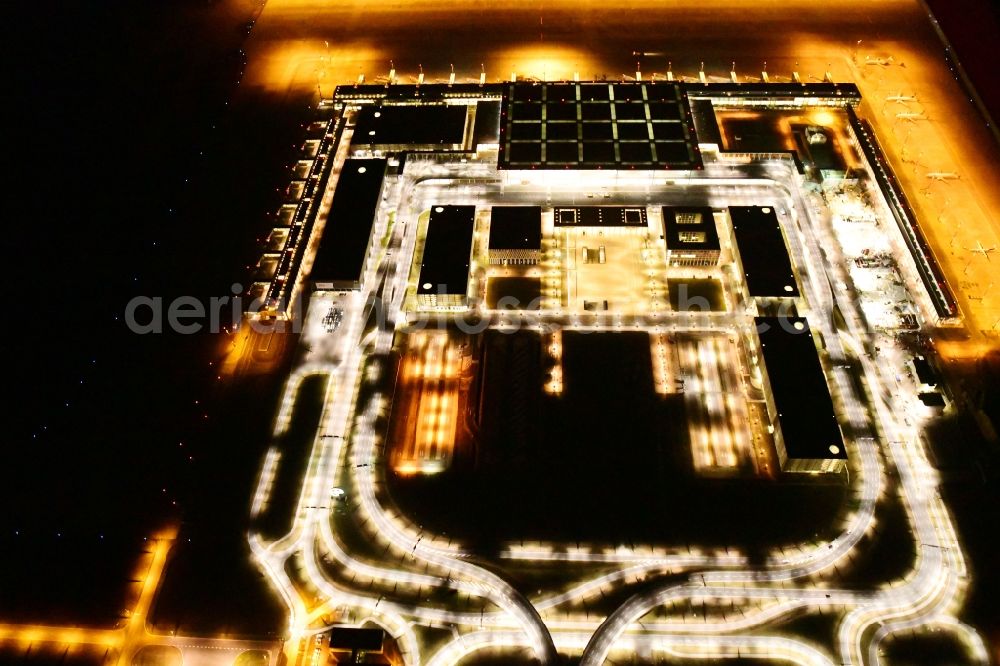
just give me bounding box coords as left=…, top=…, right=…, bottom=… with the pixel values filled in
left=668, top=278, right=726, bottom=312
left=486, top=277, right=542, bottom=309
left=0, top=648, right=109, bottom=666
left=251, top=373, right=328, bottom=542
left=0, top=533, right=144, bottom=626
left=882, top=632, right=972, bottom=666
left=773, top=611, right=840, bottom=653
left=833, top=482, right=916, bottom=588
left=459, top=651, right=539, bottom=665
left=924, top=407, right=1000, bottom=643
left=6, top=0, right=311, bottom=636
left=389, top=330, right=847, bottom=561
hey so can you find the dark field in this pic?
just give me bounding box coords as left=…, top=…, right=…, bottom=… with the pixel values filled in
left=486, top=277, right=543, bottom=309
left=251, top=373, right=328, bottom=541
left=389, top=330, right=847, bottom=558
left=150, top=373, right=290, bottom=637
left=0, top=647, right=109, bottom=666
left=668, top=278, right=726, bottom=312
left=5, top=0, right=307, bottom=637
left=0, top=533, right=143, bottom=626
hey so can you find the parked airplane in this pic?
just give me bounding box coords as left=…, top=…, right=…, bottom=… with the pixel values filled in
left=865, top=55, right=895, bottom=66
left=967, top=241, right=997, bottom=261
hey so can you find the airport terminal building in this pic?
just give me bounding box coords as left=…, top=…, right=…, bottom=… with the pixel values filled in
left=417, top=205, right=476, bottom=310
left=488, top=206, right=542, bottom=266
left=753, top=316, right=847, bottom=473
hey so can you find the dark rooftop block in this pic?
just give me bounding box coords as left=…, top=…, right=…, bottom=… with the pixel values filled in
left=513, top=85, right=543, bottom=102
left=545, top=141, right=579, bottom=163
left=581, top=104, right=612, bottom=121
left=918, top=392, right=946, bottom=407
left=729, top=205, right=800, bottom=298
left=645, top=84, right=681, bottom=101
left=334, top=82, right=504, bottom=102
left=619, top=142, right=653, bottom=163
left=554, top=206, right=647, bottom=227
left=618, top=123, right=652, bottom=141
left=508, top=142, right=542, bottom=163
left=651, top=122, right=686, bottom=141
left=546, top=102, right=578, bottom=121
left=489, top=206, right=542, bottom=251
left=582, top=123, right=614, bottom=140
left=352, top=104, right=468, bottom=147
left=689, top=99, right=723, bottom=145
left=663, top=206, right=720, bottom=252
left=498, top=81, right=702, bottom=170
left=311, top=158, right=387, bottom=289
left=328, top=627, right=385, bottom=651
left=545, top=83, right=578, bottom=101
left=614, top=102, right=647, bottom=120
left=655, top=141, right=693, bottom=163
left=511, top=123, right=542, bottom=140
left=609, top=83, right=644, bottom=101
left=418, top=205, right=475, bottom=297
left=546, top=123, right=578, bottom=141
left=579, top=83, right=611, bottom=101
left=755, top=316, right=846, bottom=462
left=582, top=142, right=615, bottom=162
left=511, top=102, right=543, bottom=121
left=472, top=100, right=501, bottom=146
left=912, top=356, right=938, bottom=386
left=648, top=102, right=683, bottom=121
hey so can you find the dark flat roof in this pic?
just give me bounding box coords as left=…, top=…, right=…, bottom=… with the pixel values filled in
left=489, top=206, right=541, bottom=250
left=328, top=627, right=385, bottom=651
left=663, top=207, right=720, bottom=252
left=729, top=206, right=799, bottom=298
left=918, top=392, right=946, bottom=407
left=755, top=317, right=846, bottom=461
left=499, top=81, right=701, bottom=170
left=689, top=99, right=723, bottom=146
left=473, top=100, right=502, bottom=146
left=554, top=206, right=647, bottom=227
left=311, top=158, right=387, bottom=286
left=913, top=356, right=938, bottom=386
left=418, top=205, right=475, bottom=296
left=351, top=104, right=469, bottom=147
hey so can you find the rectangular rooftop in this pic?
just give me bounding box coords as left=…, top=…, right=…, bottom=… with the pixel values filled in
left=755, top=316, right=847, bottom=471
left=352, top=104, right=470, bottom=148
left=663, top=206, right=720, bottom=252
left=489, top=206, right=542, bottom=250
left=729, top=205, right=800, bottom=299
left=311, top=158, right=387, bottom=290
left=418, top=205, right=476, bottom=304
